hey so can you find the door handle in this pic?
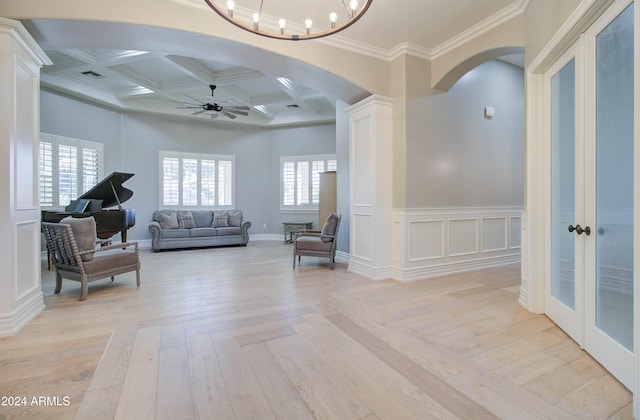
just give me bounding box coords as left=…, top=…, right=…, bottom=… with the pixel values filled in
left=578, top=225, right=591, bottom=236
left=568, top=224, right=591, bottom=236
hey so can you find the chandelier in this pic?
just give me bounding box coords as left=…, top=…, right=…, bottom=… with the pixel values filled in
left=204, top=0, right=372, bottom=41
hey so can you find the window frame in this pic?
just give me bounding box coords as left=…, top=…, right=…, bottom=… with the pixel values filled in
left=39, top=133, right=104, bottom=209
left=159, top=150, right=236, bottom=209
left=280, top=154, right=337, bottom=212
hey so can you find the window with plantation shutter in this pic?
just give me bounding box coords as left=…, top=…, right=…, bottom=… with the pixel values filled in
left=280, top=154, right=336, bottom=211
left=160, top=151, right=235, bottom=208
left=39, top=133, right=103, bottom=209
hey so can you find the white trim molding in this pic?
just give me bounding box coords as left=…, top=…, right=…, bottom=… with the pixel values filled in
left=390, top=207, right=523, bottom=282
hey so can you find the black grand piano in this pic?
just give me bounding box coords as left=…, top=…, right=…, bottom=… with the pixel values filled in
left=41, top=172, right=136, bottom=242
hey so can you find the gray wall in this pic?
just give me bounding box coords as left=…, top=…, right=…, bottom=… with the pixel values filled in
left=40, top=89, right=336, bottom=241
left=40, top=59, right=523, bottom=244
left=405, top=59, right=524, bottom=208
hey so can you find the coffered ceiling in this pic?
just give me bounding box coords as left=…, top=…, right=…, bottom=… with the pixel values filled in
left=41, top=48, right=337, bottom=126
left=26, top=0, right=526, bottom=127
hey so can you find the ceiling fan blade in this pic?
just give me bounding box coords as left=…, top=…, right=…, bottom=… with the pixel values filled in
left=225, top=109, right=249, bottom=116
left=176, top=106, right=204, bottom=109
left=228, top=105, right=250, bottom=111
left=222, top=111, right=237, bottom=119
left=191, top=110, right=206, bottom=115
left=210, top=113, right=219, bottom=119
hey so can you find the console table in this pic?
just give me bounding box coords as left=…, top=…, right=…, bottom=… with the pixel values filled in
left=283, top=221, right=313, bottom=243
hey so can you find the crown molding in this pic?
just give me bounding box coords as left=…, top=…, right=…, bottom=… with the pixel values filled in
left=431, top=0, right=530, bottom=60
left=0, top=17, right=52, bottom=66
left=388, top=43, right=433, bottom=61
left=171, top=0, right=528, bottom=64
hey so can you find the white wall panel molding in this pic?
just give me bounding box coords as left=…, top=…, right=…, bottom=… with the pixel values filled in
left=390, top=207, right=523, bottom=282
left=346, top=96, right=394, bottom=281
left=0, top=19, right=49, bottom=336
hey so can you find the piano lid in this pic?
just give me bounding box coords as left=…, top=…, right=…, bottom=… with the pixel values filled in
left=78, top=172, right=134, bottom=209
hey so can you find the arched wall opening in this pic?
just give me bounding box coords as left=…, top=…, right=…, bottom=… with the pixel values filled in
left=405, top=50, right=526, bottom=210
left=432, top=46, right=525, bottom=92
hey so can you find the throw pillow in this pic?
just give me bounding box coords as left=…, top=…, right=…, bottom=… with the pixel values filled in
left=227, top=210, right=243, bottom=227
left=177, top=211, right=196, bottom=229
left=320, top=213, right=339, bottom=242
left=212, top=210, right=229, bottom=227
left=60, top=216, right=97, bottom=261
left=159, top=212, right=179, bottom=229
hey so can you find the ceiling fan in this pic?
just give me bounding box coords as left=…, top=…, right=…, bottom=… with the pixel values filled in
left=174, top=84, right=250, bottom=119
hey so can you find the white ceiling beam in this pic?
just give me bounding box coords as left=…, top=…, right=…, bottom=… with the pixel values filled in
left=251, top=105, right=275, bottom=120
left=274, top=77, right=320, bottom=114
left=60, top=48, right=97, bottom=64
left=162, top=55, right=217, bottom=84
left=116, top=86, right=156, bottom=99
left=108, top=65, right=161, bottom=93
left=250, top=92, right=293, bottom=106
left=45, top=49, right=153, bottom=75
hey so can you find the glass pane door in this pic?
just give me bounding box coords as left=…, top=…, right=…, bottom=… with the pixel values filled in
left=594, top=3, right=634, bottom=351
left=547, top=47, right=584, bottom=344
left=551, top=59, right=577, bottom=310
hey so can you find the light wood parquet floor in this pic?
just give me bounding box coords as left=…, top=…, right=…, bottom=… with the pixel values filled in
left=0, top=241, right=633, bottom=419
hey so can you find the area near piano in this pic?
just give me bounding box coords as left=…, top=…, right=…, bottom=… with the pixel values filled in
left=42, top=172, right=136, bottom=243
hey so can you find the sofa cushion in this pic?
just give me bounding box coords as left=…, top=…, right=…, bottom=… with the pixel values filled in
left=159, top=212, right=179, bottom=229
left=190, top=227, right=218, bottom=238
left=215, top=227, right=242, bottom=236
left=161, top=229, right=190, bottom=239
left=61, top=216, right=96, bottom=261
left=228, top=210, right=243, bottom=227
left=191, top=210, right=213, bottom=228
left=212, top=211, right=229, bottom=227
left=177, top=211, right=196, bottom=229
left=320, top=213, right=339, bottom=242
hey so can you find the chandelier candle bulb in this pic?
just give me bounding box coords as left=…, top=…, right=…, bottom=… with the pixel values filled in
left=350, top=0, right=358, bottom=16
left=252, top=12, right=259, bottom=30
left=226, top=0, right=235, bottom=16
left=330, top=12, right=337, bottom=29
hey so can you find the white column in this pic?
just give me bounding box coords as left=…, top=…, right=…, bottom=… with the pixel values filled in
left=346, top=95, right=394, bottom=280
left=0, top=18, right=51, bottom=336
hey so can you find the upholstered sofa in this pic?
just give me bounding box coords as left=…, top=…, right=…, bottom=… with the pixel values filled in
left=149, top=209, right=251, bottom=251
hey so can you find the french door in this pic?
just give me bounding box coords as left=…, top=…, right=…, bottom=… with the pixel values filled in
left=547, top=0, right=635, bottom=390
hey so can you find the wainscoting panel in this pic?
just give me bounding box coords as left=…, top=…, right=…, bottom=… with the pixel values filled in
left=482, top=217, right=508, bottom=252
left=15, top=221, right=39, bottom=300
left=408, top=220, right=444, bottom=261
left=510, top=216, right=522, bottom=249
left=449, top=219, right=479, bottom=257
left=14, top=57, right=38, bottom=210
left=351, top=213, right=373, bottom=261
left=352, top=116, right=373, bottom=206
left=392, top=207, right=523, bottom=282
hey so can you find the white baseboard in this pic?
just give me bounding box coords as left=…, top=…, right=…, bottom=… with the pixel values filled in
left=0, top=291, right=45, bottom=337
left=392, top=254, right=520, bottom=283
left=348, top=257, right=391, bottom=281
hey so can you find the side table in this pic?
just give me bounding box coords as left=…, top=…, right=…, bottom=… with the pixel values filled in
left=283, top=221, right=313, bottom=243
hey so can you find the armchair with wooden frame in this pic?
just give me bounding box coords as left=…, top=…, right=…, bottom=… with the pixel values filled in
left=42, top=218, right=140, bottom=301
left=293, top=213, right=341, bottom=269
